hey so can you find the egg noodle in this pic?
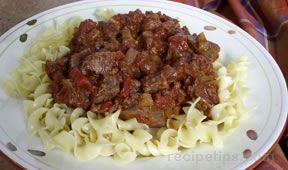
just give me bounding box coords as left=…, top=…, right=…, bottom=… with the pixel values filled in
left=3, top=11, right=249, bottom=163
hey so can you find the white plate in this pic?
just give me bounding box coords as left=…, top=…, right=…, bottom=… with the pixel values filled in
left=0, top=0, right=287, bottom=169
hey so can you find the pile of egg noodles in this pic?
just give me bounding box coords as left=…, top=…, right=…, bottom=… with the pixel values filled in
left=4, top=12, right=249, bottom=163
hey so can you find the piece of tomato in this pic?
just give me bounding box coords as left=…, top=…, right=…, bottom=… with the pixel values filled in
left=118, top=77, right=132, bottom=98
left=69, top=68, right=93, bottom=91
left=99, top=101, right=113, bottom=113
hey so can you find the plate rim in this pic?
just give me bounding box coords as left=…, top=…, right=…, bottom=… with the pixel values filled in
left=0, top=0, right=287, bottom=169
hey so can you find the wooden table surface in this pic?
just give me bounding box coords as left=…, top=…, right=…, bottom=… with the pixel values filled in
left=0, top=0, right=287, bottom=169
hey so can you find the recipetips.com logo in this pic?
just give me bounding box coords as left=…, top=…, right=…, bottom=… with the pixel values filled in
left=168, top=151, right=239, bottom=164
left=167, top=151, right=275, bottom=164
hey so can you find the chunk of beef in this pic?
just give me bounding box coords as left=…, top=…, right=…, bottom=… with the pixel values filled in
left=50, top=79, right=90, bottom=109
left=142, top=56, right=195, bottom=94
left=119, top=61, right=141, bottom=79
left=91, top=75, right=120, bottom=104
left=119, top=48, right=141, bottom=78
left=134, top=51, right=158, bottom=75
left=142, top=31, right=168, bottom=57
left=191, top=54, right=215, bottom=75
left=170, top=55, right=194, bottom=79
left=103, top=38, right=120, bottom=52
left=45, top=57, right=68, bottom=81
left=69, top=48, right=93, bottom=68
left=142, top=65, right=175, bottom=93
left=155, top=82, right=186, bottom=107
left=119, top=92, right=141, bottom=110
left=142, top=31, right=154, bottom=49
left=112, top=14, right=127, bottom=29
left=80, top=51, right=124, bottom=75
left=196, top=41, right=220, bottom=62
left=71, top=19, right=98, bottom=52
left=112, top=9, right=145, bottom=33
left=167, top=34, right=191, bottom=60
left=149, top=38, right=168, bottom=57
left=126, top=9, right=145, bottom=33
left=97, top=21, right=121, bottom=40
left=121, top=27, right=137, bottom=51
left=153, top=82, right=185, bottom=118
left=125, top=48, right=139, bottom=65
left=193, top=76, right=219, bottom=115
left=73, top=19, right=97, bottom=39
left=142, top=15, right=161, bottom=31
left=153, top=26, right=168, bottom=40
left=190, top=32, right=220, bottom=61
left=120, top=106, right=166, bottom=128
left=162, top=19, right=181, bottom=36
left=90, top=101, right=119, bottom=114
